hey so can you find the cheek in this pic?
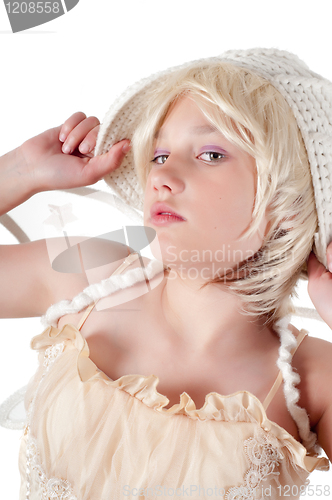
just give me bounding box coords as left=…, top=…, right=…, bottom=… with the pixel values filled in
left=199, top=172, right=255, bottom=231
left=143, top=178, right=153, bottom=221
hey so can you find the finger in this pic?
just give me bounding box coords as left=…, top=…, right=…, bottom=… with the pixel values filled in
left=59, top=112, right=87, bottom=143
left=81, top=139, right=131, bottom=185
left=326, top=241, right=332, bottom=273
left=62, top=116, right=100, bottom=154
left=307, top=251, right=326, bottom=280
left=78, top=124, right=100, bottom=155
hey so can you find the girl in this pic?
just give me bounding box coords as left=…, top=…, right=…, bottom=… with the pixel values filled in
left=0, top=48, right=331, bottom=499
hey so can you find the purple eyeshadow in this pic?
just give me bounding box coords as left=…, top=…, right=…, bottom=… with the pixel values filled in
left=198, top=145, right=228, bottom=155
left=153, top=149, right=170, bottom=157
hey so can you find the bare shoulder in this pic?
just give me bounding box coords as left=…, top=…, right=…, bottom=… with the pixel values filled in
left=294, top=329, right=332, bottom=385
left=0, top=237, right=118, bottom=318
left=297, top=330, right=332, bottom=461
left=57, top=246, right=165, bottom=333
left=48, top=238, right=140, bottom=305
left=55, top=241, right=164, bottom=317
left=291, top=326, right=332, bottom=399
left=290, top=324, right=332, bottom=434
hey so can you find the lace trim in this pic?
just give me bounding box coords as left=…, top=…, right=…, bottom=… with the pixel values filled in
left=24, top=340, right=75, bottom=499
left=226, top=429, right=283, bottom=500
left=26, top=436, right=77, bottom=500
left=43, top=343, right=65, bottom=368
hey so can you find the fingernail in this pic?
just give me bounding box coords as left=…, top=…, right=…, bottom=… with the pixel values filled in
left=59, top=133, right=66, bottom=142
left=80, top=142, right=90, bottom=154
left=62, top=143, right=71, bottom=154
left=122, top=142, right=131, bottom=154
left=327, top=255, right=332, bottom=272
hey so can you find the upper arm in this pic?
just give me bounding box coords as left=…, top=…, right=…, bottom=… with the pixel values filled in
left=312, top=339, right=332, bottom=461
left=0, top=238, right=133, bottom=319
left=302, top=337, right=332, bottom=462
left=316, top=402, right=332, bottom=461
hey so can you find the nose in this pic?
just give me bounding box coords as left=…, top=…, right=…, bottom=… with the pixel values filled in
left=149, top=159, right=185, bottom=196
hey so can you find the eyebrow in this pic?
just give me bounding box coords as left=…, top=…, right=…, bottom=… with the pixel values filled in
left=154, top=124, right=219, bottom=139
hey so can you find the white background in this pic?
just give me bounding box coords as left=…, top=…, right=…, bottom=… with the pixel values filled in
left=0, top=0, right=331, bottom=497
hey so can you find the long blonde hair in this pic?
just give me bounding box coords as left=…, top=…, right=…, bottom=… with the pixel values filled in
left=132, top=62, right=317, bottom=328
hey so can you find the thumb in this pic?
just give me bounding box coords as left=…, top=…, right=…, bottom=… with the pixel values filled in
left=327, top=241, right=332, bottom=273
left=307, top=251, right=326, bottom=280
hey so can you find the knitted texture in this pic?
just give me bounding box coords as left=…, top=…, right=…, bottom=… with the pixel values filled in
left=95, top=48, right=332, bottom=269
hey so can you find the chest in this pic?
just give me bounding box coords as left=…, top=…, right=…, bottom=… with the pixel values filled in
left=59, top=298, right=300, bottom=441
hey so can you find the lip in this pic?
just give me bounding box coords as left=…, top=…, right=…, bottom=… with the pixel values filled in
left=150, top=202, right=186, bottom=225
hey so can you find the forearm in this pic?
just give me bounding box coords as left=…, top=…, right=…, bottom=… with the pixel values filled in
left=0, top=147, right=35, bottom=215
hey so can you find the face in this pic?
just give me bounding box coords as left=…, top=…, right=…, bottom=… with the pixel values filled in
left=143, top=96, right=268, bottom=280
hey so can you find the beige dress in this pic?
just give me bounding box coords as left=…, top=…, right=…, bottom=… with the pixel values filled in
left=18, top=257, right=329, bottom=500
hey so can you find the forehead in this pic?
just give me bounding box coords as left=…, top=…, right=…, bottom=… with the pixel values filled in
left=154, top=95, right=221, bottom=140
left=155, top=124, right=220, bottom=140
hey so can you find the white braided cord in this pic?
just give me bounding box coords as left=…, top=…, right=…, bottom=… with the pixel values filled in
left=274, top=314, right=319, bottom=453
left=41, top=258, right=164, bottom=328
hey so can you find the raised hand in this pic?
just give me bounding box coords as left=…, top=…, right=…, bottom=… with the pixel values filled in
left=307, top=243, right=332, bottom=329
left=0, top=112, right=130, bottom=215
left=20, top=112, right=130, bottom=191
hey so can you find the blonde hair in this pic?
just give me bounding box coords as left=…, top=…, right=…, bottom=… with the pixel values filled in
left=132, top=62, right=318, bottom=328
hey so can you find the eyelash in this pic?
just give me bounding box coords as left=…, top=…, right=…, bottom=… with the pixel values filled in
left=152, top=155, right=169, bottom=165
left=151, top=151, right=226, bottom=165
left=198, top=151, right=226, bottom=163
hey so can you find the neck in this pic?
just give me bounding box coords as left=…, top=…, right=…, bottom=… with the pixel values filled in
left=160, top=267, right=275, bottom=356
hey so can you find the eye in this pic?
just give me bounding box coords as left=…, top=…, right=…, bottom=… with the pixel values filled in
left=152, top=154, right=169, bottom=165
left=198, top=151, right=226, bottom=163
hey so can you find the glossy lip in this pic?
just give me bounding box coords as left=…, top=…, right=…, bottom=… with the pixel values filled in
left=150, top=202, right=186, bottom=221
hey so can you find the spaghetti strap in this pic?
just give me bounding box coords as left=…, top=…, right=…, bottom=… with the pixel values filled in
left=263, top=329, right=308, bottom=411
left=77, top=252, right=140, bottom=331
left=77, top=302, right=98, bottom=331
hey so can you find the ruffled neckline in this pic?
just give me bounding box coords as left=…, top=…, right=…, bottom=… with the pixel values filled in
left=31, top=323, right=330, bottom=474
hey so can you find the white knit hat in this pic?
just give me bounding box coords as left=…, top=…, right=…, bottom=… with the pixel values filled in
left=95, top=48, right=332, bottom=269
